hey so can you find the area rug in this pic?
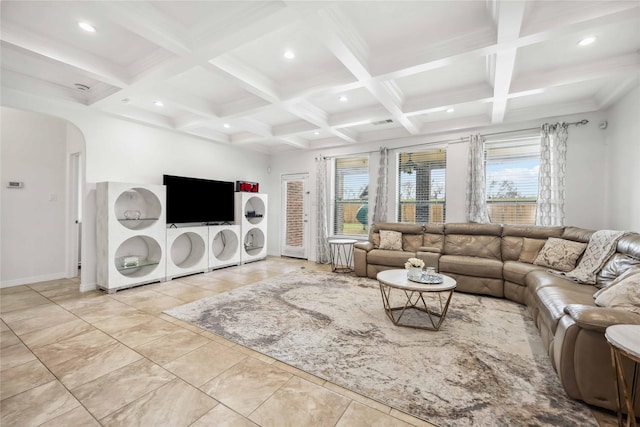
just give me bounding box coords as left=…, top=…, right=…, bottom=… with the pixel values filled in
left=165, top=271, right=597, bottom=427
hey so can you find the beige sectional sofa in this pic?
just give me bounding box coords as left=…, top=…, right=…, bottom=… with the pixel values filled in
left=354, top=222, right=640, bottom=413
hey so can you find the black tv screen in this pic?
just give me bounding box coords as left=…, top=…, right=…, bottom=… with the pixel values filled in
left=163, top=174, right=235, bottom=224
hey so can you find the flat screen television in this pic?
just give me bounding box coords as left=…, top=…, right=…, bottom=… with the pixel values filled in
left=163, top=174, right=235, bottom=224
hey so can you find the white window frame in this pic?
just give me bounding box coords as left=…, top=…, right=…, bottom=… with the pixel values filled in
left=331, top=155, right=370, bottom=238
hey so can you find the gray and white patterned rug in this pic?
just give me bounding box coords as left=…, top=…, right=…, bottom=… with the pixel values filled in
left=165, top=270, right=597, bottom=427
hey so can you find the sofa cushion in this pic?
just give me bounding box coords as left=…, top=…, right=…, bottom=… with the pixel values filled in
left=367, top=249, right=415, bottom=267
left=536, top=285, right=597, bottom=334
left=379, top=230, right=402, bottom=250
left=403, top=234, right=423, bottom=252
left=501, top=236, right=523, bottom=261
left=444, top=235, right=502, bottom=260
left=503, top=261, right=546, bottom=285
left=439, top=255, right=503, bottom=279
left=534, top=238, right=587, bottom=272
left=519, top=238, right=547, bottom=263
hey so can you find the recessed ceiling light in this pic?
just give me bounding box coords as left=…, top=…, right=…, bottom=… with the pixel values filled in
left=578, top=36, right=596, bottom=46
left=339, top=96, right=348, bottom=102
left=78, top=22, right=96, bottom=33
left=283, top=49, right=295, bottom=60
left=223, top=123, right=231, bottom=129
left=314, top=131, right=320, bottom=135
left=153, top=101, right=164, bottom=107
left=446, top=108, right=455, bottom=113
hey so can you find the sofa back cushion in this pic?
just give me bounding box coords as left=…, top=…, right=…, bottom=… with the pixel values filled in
left=403, top=234, right=423, bottom=252
left=369, top=222, right=423, bottom=249
left=594, top=268, right=640, bottom=315
left=518, top=238, right=547, bottom=263
left=444, top=223, right=502, bottom=260
left=501, top=225, right=564, bottom=261
left=423, top=224, right=444, bottom=251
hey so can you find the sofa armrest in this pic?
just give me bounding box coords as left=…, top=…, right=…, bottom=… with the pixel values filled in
left=354, top=242, right=374, bottom=252
left=418, top=246, right=441, bottom=254
left=563, top=304, right=640, bottom=333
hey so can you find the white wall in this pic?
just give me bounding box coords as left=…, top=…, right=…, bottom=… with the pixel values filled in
left=268, top=110, right=615, bottom=261
left=1, top=108, right=68, bottom=286
left=1, top=92, right=270, bottom=289
left=604, top=86, right=640, bottom=232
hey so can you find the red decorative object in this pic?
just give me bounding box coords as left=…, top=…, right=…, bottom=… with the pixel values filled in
left=236, top=181, right=259, bottom=192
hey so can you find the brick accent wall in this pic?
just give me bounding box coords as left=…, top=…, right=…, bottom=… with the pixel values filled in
left=285, top=181, right=304, bottom=247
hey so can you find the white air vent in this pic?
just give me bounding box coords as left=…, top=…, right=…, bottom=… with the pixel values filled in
left=372, top=119, right=393, bottom=125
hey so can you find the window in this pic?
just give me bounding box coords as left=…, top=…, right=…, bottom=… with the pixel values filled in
left=334, top=156, right=369, bottom=236
left=397, top=148, right=446, bottom=223
left=485, top=137, right=540, bottom=225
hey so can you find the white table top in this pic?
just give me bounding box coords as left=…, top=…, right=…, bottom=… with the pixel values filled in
left=377, top=269, right=456, bottom=292
left=328, top=239, right=358, bottom=245
left=606, top=324, right=640, bottom=359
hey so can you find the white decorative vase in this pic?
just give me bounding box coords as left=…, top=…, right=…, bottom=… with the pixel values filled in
left=408, top=267, right=422, bottom=281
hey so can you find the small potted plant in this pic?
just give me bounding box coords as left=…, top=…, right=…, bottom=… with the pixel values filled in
left=404, top=257, right=425, bottom=280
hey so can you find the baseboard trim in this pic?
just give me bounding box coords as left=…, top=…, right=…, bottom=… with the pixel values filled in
left=1, top=272, right=67, bottom=288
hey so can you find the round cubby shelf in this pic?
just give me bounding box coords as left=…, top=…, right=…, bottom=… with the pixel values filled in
left=244, top=195, right=265, bottom=225
left=170, top=231, right=206, bottom=269
left=243, top=227, right=265, bottom=256
left=115, top=187, right=162, bottom=230
left=115, top=235, right=162, bottom=278
left=212, top=229, right=239, bottom=261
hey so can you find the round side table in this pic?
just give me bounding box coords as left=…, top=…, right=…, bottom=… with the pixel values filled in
left=605, top=324, right=640, bottom=427
left=328, top=239, right=357, bottom=273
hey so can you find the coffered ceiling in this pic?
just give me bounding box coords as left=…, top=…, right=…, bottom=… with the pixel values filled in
left=1, top=1, right=639, bottom=153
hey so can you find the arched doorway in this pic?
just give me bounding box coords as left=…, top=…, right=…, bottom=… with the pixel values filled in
left=0, top=107, right=87, bottom=288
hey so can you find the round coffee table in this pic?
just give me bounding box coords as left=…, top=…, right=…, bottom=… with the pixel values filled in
left=605, top=324, right=640, bottom=427
left=376, top=269, right=456, bottom=331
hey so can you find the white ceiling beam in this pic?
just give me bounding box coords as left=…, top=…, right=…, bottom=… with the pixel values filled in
left=95, top=2, right=192, bottom=56
left=207, top=57, right=280, bottom=103
left=312, top=6, right=419, bottom=135
left=1, top=23, right=129, bottom=87
left=152, top=86, right=221, bottom=119
left=420, top=115, right=492, bottom=135
left=490, top=0, right=526, bottom=124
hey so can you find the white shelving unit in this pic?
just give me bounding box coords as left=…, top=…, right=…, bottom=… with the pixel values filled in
left=97, top=182, right=166, bottom=293
left=235, top=192, right=268, bottom=264
left=166, top=226, right=209, bottom=280
left=208, top=225, right=241, bottom=269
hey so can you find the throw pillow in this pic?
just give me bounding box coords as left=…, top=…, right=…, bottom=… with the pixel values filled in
left=518, top=238, right=547, bottom=264
left=533, top=238, right=588, bottom=272
left=594, top=269, right=640, bottom=315
left=379, top=230, right=402, bottom=251
left=594, top=267, right=640, bottom=299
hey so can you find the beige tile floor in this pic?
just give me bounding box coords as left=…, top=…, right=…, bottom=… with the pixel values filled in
left=0, top=257, right=617, bottom=426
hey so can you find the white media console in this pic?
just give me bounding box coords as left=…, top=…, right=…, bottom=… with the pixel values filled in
left=97, top=181, right=267, bottom=293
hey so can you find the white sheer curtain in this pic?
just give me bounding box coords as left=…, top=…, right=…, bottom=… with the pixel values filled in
left=536, top=123, right=568, bottom=226
left=315, top=157, right=330, bottom=264
left=371, top=147, right=389, bottom=224
left=466, top=134, right=490, bottom=223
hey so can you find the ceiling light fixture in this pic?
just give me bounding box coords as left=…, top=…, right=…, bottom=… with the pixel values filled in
left=339, top=95, right=348, bottom=102
left=578, top=36, right=596, bottom=46
left=223, top=123, right=231, bottom=129
left=153, top=101, right=164, bottom=107
left=446, top=108, right=455, bottom=113
left=78, top=22, right=96, bottom=33
left=283, top=49, right=295, bottom=60
left=314, top=131, right=320, bottom=135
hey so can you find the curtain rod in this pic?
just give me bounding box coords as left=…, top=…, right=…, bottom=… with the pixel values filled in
left=316, top=119, right=589, bottom=159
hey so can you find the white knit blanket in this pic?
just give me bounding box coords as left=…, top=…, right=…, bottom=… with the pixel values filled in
left=563, top=230, right=626, bottom=284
